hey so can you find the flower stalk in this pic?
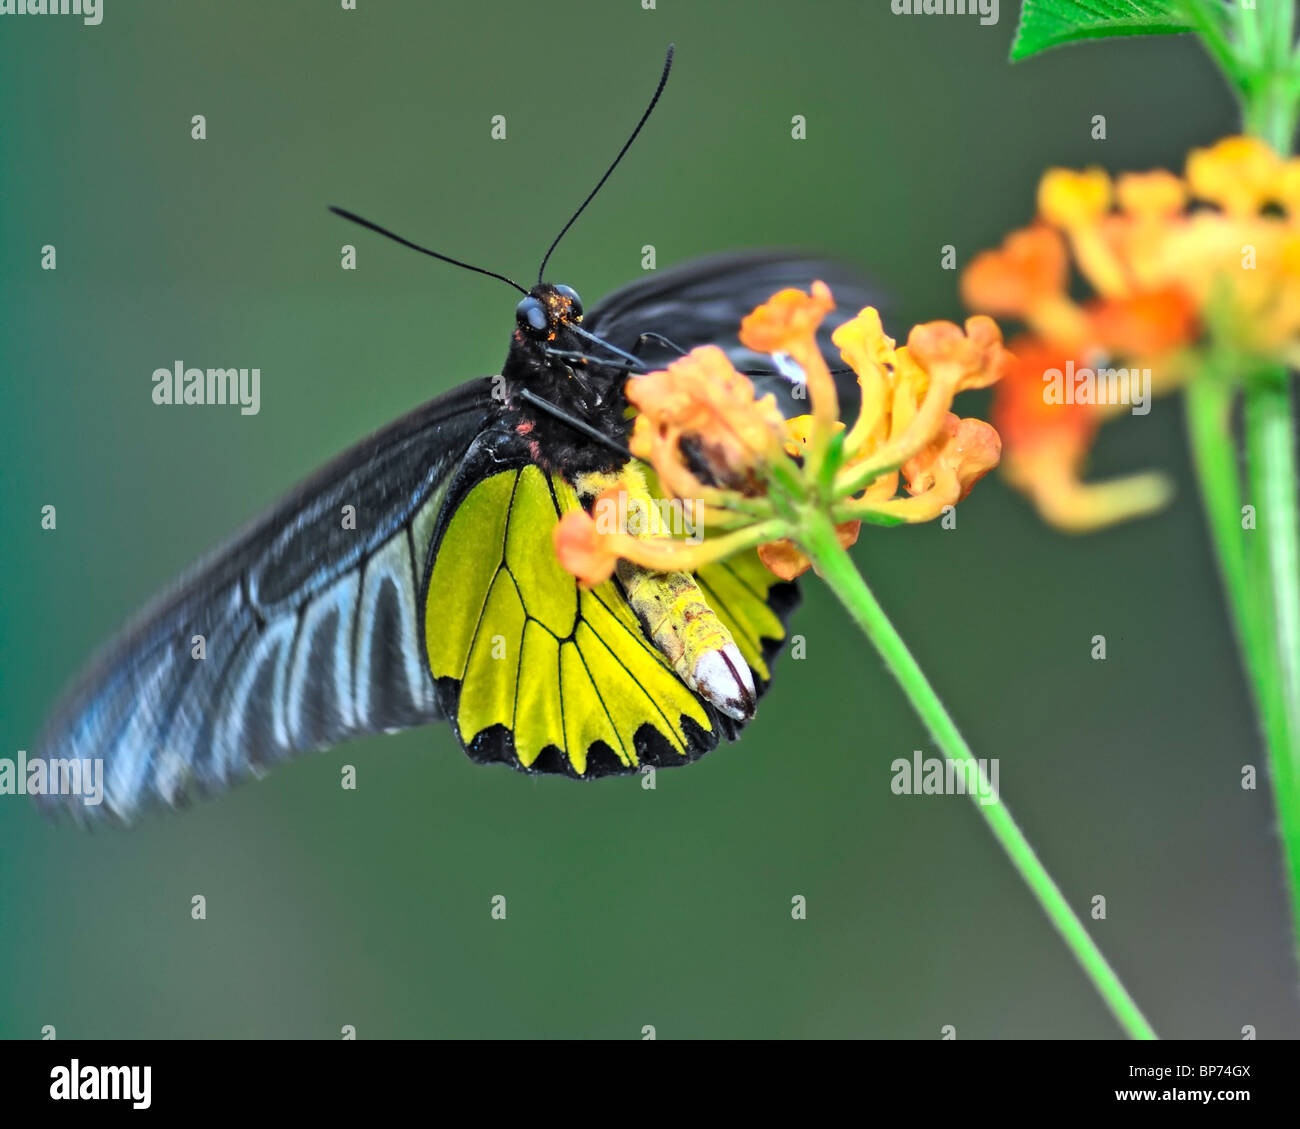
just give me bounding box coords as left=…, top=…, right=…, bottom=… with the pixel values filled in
left=799, top=507, right=1157, bottom=1040
left=1178, top=2, right=1300, bottom=972
left=1187, top=373, right=1300, bottom=972
left=557, top=285, right=1158, bottom=1036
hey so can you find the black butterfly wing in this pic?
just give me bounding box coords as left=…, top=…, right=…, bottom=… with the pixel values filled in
left=31, top=253, right=880, bottom=822
left=32, top=380, right=493, bottom=822
left=585, top=249, right=882, bottom=416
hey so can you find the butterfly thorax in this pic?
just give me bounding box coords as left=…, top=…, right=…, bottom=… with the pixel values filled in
left=497, top=283, right=632, bottom=481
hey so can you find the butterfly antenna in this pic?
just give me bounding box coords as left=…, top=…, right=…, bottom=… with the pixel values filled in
left=328, top=206, right=528, bottom=294
left=536, top=44, right=674, bottom=284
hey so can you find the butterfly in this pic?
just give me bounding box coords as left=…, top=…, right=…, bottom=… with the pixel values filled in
left=31, top=46, right=876, bottom=821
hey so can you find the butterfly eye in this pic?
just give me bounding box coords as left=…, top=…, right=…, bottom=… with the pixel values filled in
left=515, top=296, right=549, bottom=334
left=554, top=284, right=583, bottom=319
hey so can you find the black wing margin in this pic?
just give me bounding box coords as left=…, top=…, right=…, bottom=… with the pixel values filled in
left=31, top=381, right=492, bottom=823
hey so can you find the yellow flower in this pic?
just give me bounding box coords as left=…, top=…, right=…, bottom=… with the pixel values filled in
left=1186, top=135, right=1285, bottom=217
left=1039, top=168, right=1130, bottom=297
left=1116, top=170, right=1187, bottom=221
left=831, top=315, right=1012, bottom=526
left=1038, top=167, right=1112, bottom=228
left=553, top=284, right=1008, bottom=585
left=962, top=137, right=1300, bottom=533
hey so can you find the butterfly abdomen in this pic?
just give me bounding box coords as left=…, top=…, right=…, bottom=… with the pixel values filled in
left=615, top=561, right=757, bottom=721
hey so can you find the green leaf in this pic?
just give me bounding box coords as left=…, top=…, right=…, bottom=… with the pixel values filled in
left=1010, top=0, right=1196, bottom=62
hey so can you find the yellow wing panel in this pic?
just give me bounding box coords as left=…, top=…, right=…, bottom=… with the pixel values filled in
left=425, top=471, right=515, bottom=681
left=424, top=464, right=732, bottom=776
left=513, top=620, right=564, bottom=769
left=456, top=571, right=525, bottom=742
left=505, top=466, right=578, bottom=637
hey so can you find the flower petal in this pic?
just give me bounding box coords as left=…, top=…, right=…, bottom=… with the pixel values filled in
left=739, top=280, right=835, bottom=355
left=1038, top=167, right=1112, bottom=228
left=1186, top=135, right=1284, bottom=217
left=961, top=226, right=1070, bottom=317
left=758, top=521, right=860, bottom=581
left=553, top=510, right=620, bottom=588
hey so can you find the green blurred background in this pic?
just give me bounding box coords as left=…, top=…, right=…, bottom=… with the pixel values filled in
left=2, top=0, right=1296, bottom=1039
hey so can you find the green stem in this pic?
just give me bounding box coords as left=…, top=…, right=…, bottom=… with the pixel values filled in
left=1222, top=2, right=1300, bottom=976
left=1245, top=376, right=1300, bottom=766
left=1233, top=0, right=1264, bottom=71
left=798, top=509, right=1158, bottom=1040
left=1185, top=378, right=1283, bottom=754
left=1237, top=0, right=1298, bottom=151
left=1244, top=70, right=1299, bottom=152
left=1182, top=0, right=1252, bottom=93
left=1186, top=376, right=1300, bottom=969
left=1245, top=370, right=1300, bottom=771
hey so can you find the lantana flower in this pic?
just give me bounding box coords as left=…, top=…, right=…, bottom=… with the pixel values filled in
left=963, top=136, right=1300, bottom=531
left=554, top=283, right=1010, bottom=585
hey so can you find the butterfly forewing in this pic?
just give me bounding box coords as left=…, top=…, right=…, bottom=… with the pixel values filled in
left=33, top=383, right=491, bottom=821
left=584, top=249, right=881, bottom=416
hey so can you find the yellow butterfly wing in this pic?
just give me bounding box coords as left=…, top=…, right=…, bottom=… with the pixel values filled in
left=422, top=442, right=796, bottom=776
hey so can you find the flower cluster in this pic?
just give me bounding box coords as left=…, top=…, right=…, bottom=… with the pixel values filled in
left=555, top=283, right=1010, bottom=585
left=963, top=135, right=1300, bottom=531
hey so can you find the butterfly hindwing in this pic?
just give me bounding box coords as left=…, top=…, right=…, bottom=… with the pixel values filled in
left=422, top=428, right=798, bottom=777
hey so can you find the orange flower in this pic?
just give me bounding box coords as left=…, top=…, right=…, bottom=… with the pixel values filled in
left=902, top=414, right=1002, bottom=504
left=830, top=313, right=1013, bottom=518
left=759, top=521, right=861, bottom=582
left=553, top=283, right=1008, bottom=588
left=961, top=226, right=1070, bottom=318
left=961, top=137, right=1300, bottom=532
left=1085, top=287, right=1198, bottom=363
left=908, top=315, right=1014, bottom=394
left=627, top=344, right=787, bottom=496
left=991, top=338, right=1096, bottom=460
left=738, top=280, right=836, bottom=355
left=987, top=341, right=1173, bottom=533
left=740, top=281, right=839, bottom=444
left=554, top=507, right=621, bottom=588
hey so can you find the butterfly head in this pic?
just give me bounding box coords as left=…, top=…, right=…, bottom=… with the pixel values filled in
left=513, top=284, right=583, bottom=343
